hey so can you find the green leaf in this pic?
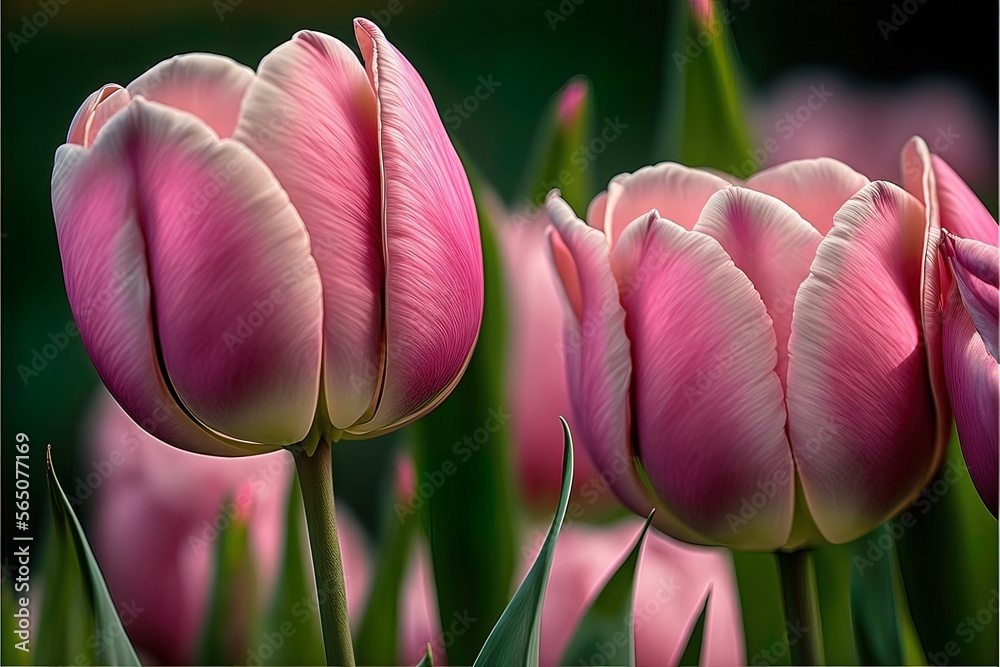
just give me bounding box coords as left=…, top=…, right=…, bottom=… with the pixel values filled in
left=472, top=419, right=575, bottom=667
left=38, top=445, right=140, bottom=666
left=416, top=643, right=434, bottom=667
left=895, top=434, right=997, bottom=665
left=410, top=149, right=518, bottom=665
left=655, top=0, right=754, bottom=174
left=517, top=77, right=595, bottom=215
left=677, top=593, right=710, bottom=666
left=561, top=512, right=654, bottom=667
left=356, top=477, right=418, bottom=666
left=259, top=475, right=325, bottom=666
left=731, top=552, right=790, bottom=666
left=196, top=494, right=258, bottom=666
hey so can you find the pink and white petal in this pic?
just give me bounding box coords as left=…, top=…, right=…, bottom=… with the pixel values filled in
left=943, top=233, right=999, bottom=361
left=234, top=31, right=384, bottom=430
left=349, top=19, right=483, bottom=435
left=67, top=84, right=130, bottom=147
left=943, top=282, right=999, bottom=516
left=695, top=187, right=822, bottom=387
left=787, top=181, right=939, bottom=544
left=897, top=136, right=952, bottom=490
left=929, top=153, right=999, bottom=245
left=611, top=212, right=794, bottom=550
left=603, top=163, right=730, bottom=245
left=124, top=99, right=323, bottom=445
left=745, top=157, right=869, bottom=236
left=53, top=122, right=263, bottom=455
left=127, top=54, right=255, bottom=139
left=545, top=194, right=681, bottom=536
left=585, top=190, right=608, bottom=231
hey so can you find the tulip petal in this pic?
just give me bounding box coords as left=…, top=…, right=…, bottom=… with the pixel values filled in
left=610, top=210, right=795, bottom=549
left=234, top=31, right=384, bottom=430
left=745, top=157, right=869, bottom=235
left=546, top=194, right=684, bottom=536
left=787, top=181, right=938, bottom=543
left=67, top=84, right=131, bottom=147
left=943, top=280, right=999, bottom=515
left=351, top=19, right=483, bottom=434
left=943, top=233, right=999, bottom=361
left=127, top=54, right=255, bottom=139
left=901, top=139, right=1000, bottom=246
left=54, top=99, right=324, bottom=449
left=695, top=187, right=822, bottom=387
left=601, top=162, right=730, bottom=245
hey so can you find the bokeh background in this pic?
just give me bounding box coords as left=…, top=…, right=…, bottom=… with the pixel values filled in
left=2, top=0, right=997, bottom=658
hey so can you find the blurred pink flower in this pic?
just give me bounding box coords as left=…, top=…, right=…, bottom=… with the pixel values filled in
left=751, top=72, right=996, bottom=188
left=493, top=200, right=618, bottom=517
left=85, top=389, right=370, bottom=665
left=398, top=519, right=744, bottom=666
left=52, top=19, right=481, bottom=456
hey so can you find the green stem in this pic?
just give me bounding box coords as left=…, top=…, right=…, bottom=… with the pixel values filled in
left=778, top=550, right=825, bottom=665
left=292, top=440, right=356, bottom=667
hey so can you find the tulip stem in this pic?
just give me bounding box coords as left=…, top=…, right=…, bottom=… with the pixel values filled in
left=778, top=549, right=825, bottom=665
left=293, top=440, right=356, bottom=667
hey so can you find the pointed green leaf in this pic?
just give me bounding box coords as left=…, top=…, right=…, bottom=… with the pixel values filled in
left=561, top=512, right=654, bottom=667
left=678, top=592, right=710, bottom=666
left=517, top=77, right=595, bottom=215
left=356, top=481, right=418, bottom=666
left=416, top=643, right=434, bottom=667
left=259, top=475, right=325, bottom=666
left=196, top=494, right=258, bottom=666
left=410, top=148, right=518, bottom=665
left=895, top=434, right=996, bottom=665
left=655, top=0, right=754, bottom=174
left=39, top=446, right=140, bottom=666
left=472, top=419, right=575, bottom=667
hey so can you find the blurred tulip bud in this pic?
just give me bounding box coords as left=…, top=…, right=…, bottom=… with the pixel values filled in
left=52, top=19, right=482, bottom=457
left=86, top=389, right=371, bottom=664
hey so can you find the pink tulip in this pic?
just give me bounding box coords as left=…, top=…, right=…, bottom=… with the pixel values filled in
left=927, top=152, right=999, bottom=515
left=399, top=521, right=744, bottom=666
left=52, top=20, right=482, bottom=456
left=86, top=389, right=371, bottom=664
left=546, top=136, right=952, bottom=550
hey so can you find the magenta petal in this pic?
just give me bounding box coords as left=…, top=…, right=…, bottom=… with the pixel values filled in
left=127, top=54, right=255, bottom=139
left=56, top=99, right=324, bottom=448
left=601, top=163, right=730, bottom=245
left=745, top=157, right=869, bottom=236
left=545, top=194, right=667, bottom=531
left=611, top=211, right=794, bottom=549
left=351, top=19, right=482, bottom=435
left=942, top=233, right=999, bottom=361
left=943, top=279, right=999, bottom=515
left=694, top=187, right=822, bottom=388
left=235, top=31, right=384, bottom=430
left=67, top=84, right=130, bottom=147
left=926, top=152, right=999, bottom=246
left=787, top=181, right=940, bottom=543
